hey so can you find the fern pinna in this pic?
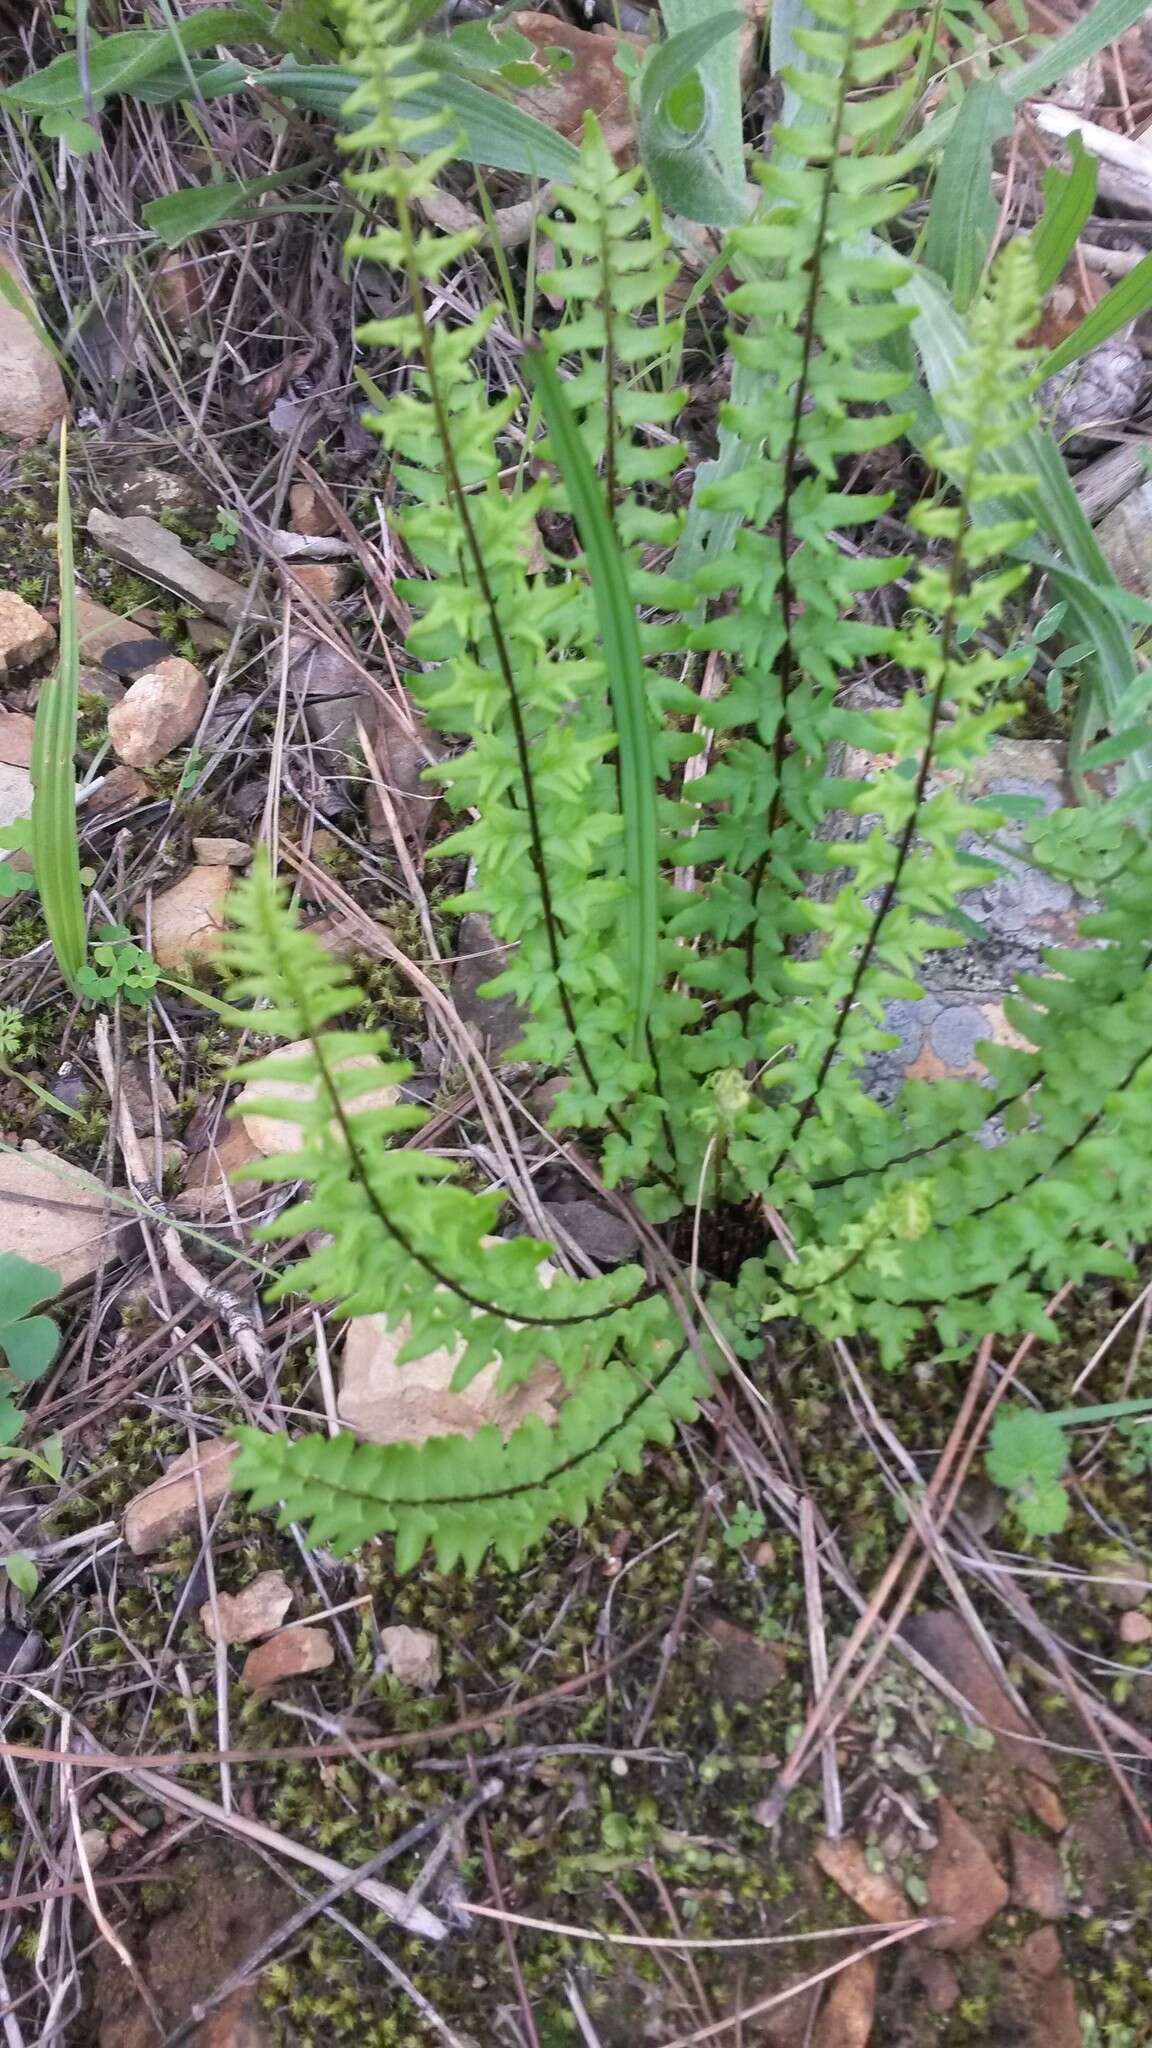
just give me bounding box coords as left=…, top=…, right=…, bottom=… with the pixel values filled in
left=228, top=0, right=1152, bottom=1567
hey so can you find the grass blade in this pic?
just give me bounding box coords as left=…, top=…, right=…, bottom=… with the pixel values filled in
left=1040, top=247, right=1152, bottom=378
left=31, top=424, right=86, bottom=992
left=527, top=349, right=659, bottom=1054
left=923, top=81, right=1013, bottom=310
left=1029, top=135, right=1097, bottom=296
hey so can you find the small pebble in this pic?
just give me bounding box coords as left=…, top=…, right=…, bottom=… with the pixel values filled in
left=1118, top=1610, right=1152, bottom=1646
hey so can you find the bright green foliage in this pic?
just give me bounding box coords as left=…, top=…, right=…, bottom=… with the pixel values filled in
left=227, top=0, right=1152, bottom=1569
left=0, top=1254, right=63, bottom=1444
left=76, top=923, right=160, bottom=1005
left=986, top=1408, right=1070, bottom=1536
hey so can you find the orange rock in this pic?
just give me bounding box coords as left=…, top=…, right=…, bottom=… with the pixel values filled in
left=812, top=1836, right=909, bottom=1926
left=123, top=1439, right=237, bottom=1556
left=241, top=1625, right=334, bottom=1692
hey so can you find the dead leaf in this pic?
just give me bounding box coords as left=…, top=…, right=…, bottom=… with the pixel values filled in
left=924, top=1797, right=1009, bottom=1952
left=200, top=1571, right=293, bottom=1646
left=516, top=12, right=635, bottom=154
left=811, top=1837, right=910, bottom=1926
left=811, top=1954, right=876, bottom=2048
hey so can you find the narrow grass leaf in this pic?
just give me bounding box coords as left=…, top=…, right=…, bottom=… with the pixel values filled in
left=31, top=425, right=86, bottom=993
left=923, top=81, right=1013, bottom=309
left=1040, top=248, right=1152, bottom=378
left=527, top=349, right=659, bottom=1054
left=1029, top=134, right=1097, bottom=296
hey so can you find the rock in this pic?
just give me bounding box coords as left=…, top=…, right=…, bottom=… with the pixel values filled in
left=241, top=1624, right=334, bottom=1692
left=78, top=664, right=125, bottom=708
left=79, top=1827, right=109, bottom=1871
left=150, top=864, right=233, bottom=972
left=924, top=1797, right=1009, bottom=1952
left=81, top=763, right=149, bottom=817
left=187, top=616, right=232, bottom=657
left=702, top=1614, right=786, bottom=1704
left=378, top=1624, right=441, bottom=1691
left=99, top=637, right=178, bottom=680
left=1089, top=1550, right=1151, bottom=1610
left=915, top=1952, right=960, bottom=2014
left=1015, top=1925, right=1064, bottom=1980
left=365, top=696, right=441, bottom=849
left=173, top=1125, right=263, bottom=1223
left=811, top=1954, right=875, bottom=2048
left=1030, top=1973, right=1085, bottom=2048
left=811, top=1836, right=910, bottom=1926
left=288, top=632, right=373, bottom=765
left=0, top=592, right=54, bottom=675
left=452, top=910, right=526, bottom=1059
left=339, top=1312, right=562, bottom=1447
left=0, top=252, right=68, bottom=439
left=0, top=709, right=34, bottom=767
left=113, top=464, right=207, bottom=523
left=122, top=1439, right=238, bottom=1556
left=191, top=837, right=250, bottom=867
left=201, top=1571, right=293, bottom=1646
left=1098, top=479, right=1152, bottom=600
left=289, top=481, right=336, bottom=537
left=538, top=1199, right=638, bottom=1267
left=0, top=760, right=32, bottom=844
left=106, top=656, right=207, bottom=769
left=86, top=508, right=274, bottom=630
left=1119, top=1609, right=1152, bottom=1645
left=1044, top=335, right=1145, bottom=447
left=119, top=1056, right=177, bottom=1136
left=237, top=1039, right=399, bottom=1158
left=201, top=1985, right=269, bottom=2048
left=0, top=1140, right=135, bottom=1285
left=1008, top=1829, right=1068, bottom=1920
left=73, top=592, right=157, bottom=667
left=287, top=562, right=350, bottom=604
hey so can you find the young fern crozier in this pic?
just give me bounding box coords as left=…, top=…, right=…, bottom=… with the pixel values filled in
left=228, top=0, right=1152, bottom=1566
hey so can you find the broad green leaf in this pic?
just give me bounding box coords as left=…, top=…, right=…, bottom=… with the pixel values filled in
left=924, top=83, right=1014, bottom=310
left=987, top=1407, right=1069, bottom=1489
left=771, top=0, right=825, bottom=132
left=0, top=12, right=266, bottom=117
left=1, top=1317, right=61, bottom=1384
left=31, top=423, right=87, bottom=992
left=1029, top=134, right=1097, bottom=296
left=5, top=1553, right=38, bottom=1599
left=143, top=160, right=326, bottom=248
left=528, top=349, right=659, bottom=1056
left=0, top=1253, right=62, bottom=1326
left=1040, top=248, right=1152, bottom=379
left=638, top=10, right=748, bottom=226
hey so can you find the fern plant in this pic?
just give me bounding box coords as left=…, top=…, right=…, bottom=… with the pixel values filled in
left=226, top=0, right=1152, bottom=1569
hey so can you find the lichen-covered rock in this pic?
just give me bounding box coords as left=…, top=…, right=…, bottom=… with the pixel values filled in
left=107, top=656, right=206, bottom=769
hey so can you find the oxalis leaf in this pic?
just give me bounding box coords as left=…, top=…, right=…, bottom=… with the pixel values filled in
left=525, top=347, right=659, bottom=1059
